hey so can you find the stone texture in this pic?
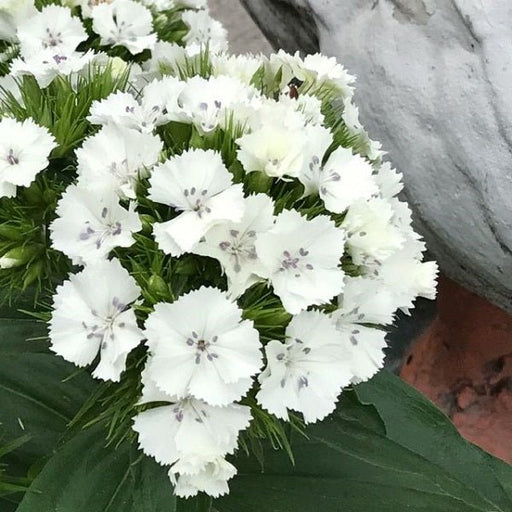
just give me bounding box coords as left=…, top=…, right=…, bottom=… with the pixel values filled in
left=241, top=0, right=512, bottom=312
left=208, top=0, right=272, bottom=54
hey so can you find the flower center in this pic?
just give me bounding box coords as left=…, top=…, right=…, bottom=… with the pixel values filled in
left=78, top=208, right=122, bottom=249
left=82, top=296, right=126, bottom=349
left=186, top=331, right=219, bottom=364
left=219, top=229, right=257, bottom=272
left=319, top=167, right=341, bottom=196
left=43, top=28, right=63, bottom=49
left=196, top=101, right=222, bottom=132
left=279, top=248, right=314, bottom=277
left=6, top=149, right=18, bottom=166
left=181, top=187, right=211, bottom=218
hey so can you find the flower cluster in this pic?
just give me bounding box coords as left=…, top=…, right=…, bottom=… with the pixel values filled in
left=40, top=47, right=438, bottom=498
left=0, top=0, right=226, bottom=86
left=0, top=12, right=437, bottom=498
left=0, top=0, right=225, bottom=290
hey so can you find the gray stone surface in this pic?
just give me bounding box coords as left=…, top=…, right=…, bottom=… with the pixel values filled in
left=242, top=0, right=512, bottom=312
left=208, top=0, right=272, bottom=54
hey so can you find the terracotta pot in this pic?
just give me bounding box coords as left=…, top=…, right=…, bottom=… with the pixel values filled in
left=401, top=276, right=512, bottom=463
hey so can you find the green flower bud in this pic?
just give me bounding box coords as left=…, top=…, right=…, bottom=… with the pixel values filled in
left=0, top=246, right=41, bottom=269
left=148, top=274, right=170, bottom=299
left=23, top=260, right=45, bottom=289
left=0, top=224, right=23, bottom=241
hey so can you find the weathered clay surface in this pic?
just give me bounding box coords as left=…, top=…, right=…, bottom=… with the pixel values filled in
left=241, top=0, right=512, bottom=312
left=401, top=277, right=512, bottom=463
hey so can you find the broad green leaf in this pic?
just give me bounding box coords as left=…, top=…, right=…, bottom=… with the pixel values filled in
left=216, top=372, right=512, bottom=512
left=0, top=317, right=96, bottom=478
left=16, top=425, right=176, bottom=512
left=488, top=457, right=512, bottom=503
left=356, top=371, right=512, bottom=510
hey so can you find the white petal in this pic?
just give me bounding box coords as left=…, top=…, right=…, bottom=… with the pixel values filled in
left=50, top=185, right=142, bottom=264
left=49, top=259, right=143, bottom=381
left=143, top=287, right=262, bottom=405
left=171, top=457, right=236, bottom=498
left=195, top=194, right=275, bottom=298
left=0, top=117, right=56, bottom=194
left=256, top=209, right=346, bottom=314
left=257, top=311, right=351, bottom=423
left=76, top=124, right=162, bottom=198
left=320, top=147, right=379, bottom=213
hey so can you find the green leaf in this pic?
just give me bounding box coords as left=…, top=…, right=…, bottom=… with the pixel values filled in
left=16, top=425, right=176, bottom=512
left=177, top=494, right=212, bottom=512
left=355, top=371, right=512, bottom=510
left=489, top=457, right=512, bottom=503
left=216, top=372, right=512, bottom=512
left=0, top=317, right=96, bottom=479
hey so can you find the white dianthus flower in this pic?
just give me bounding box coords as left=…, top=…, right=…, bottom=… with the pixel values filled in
left=141, top=76, right=188, bottom=126
left=134, top=374, right=251, bottom=470
left=211, top=53, right=263, bottom=86
left=0, top=0, right=37, bottom=42
left=255, top=209, right=346, bottom=314
left=246, top=97, right=306, bottom=132
left=170, top=457, right=237, bottom=498
left=16, top=5, right=87, bottom=58
left=301, top=145, right=379, bottom=214
left=336, top=276, right=398, bottom=326
left=49, top=258, right=144, bottom=382
left=336, top=321, right=388, bottom=385
left=0, top=117, right=56, bottom=198
left=143, top=286, right=262, bottom=405
left=91, top=0, right=157, bottom=55
left=303, top=53, right=355, bottom=95
left=149, top=149, right=245, bottom=256
left=375, top=161, right=404, bottom=200
left=76, top=124, right=163, bottom=199
left=269, top=50, right=355, bottom=98
left=88, top=78, right=186, bottom=132
left=141, top=41, right=192, bottom=80
left=88, top=91, right=148, bottom=131
left=10, top=49, right=95, bottom=88
left=182, top=10, right=228, bottom=53
left=366, top=243, right=439, bottom=313
left=236, top=122, right=307, bottom=179
left=257, top=311, right=352, bottom=423
left=332, top=277, right=399, bottom=384
left=50, top=184, right=142, bottom=265
left=278, top=91, right=324, bottom=126
left=195, top=194, right=275, bottom=299
left=298, top=123, right=333, bottom=191
left=178, top=75, right=260, bottom=135
left=342, top=198, right=405, bottom=265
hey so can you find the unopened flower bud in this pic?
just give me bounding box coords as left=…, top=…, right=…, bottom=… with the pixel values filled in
left=0, top=224, right=23, bottom=241
left=0, top=246, right=41, bottom=269
left=23, top=260, right=45, bottom=289
left=148, top=274, right=169, bottom=299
